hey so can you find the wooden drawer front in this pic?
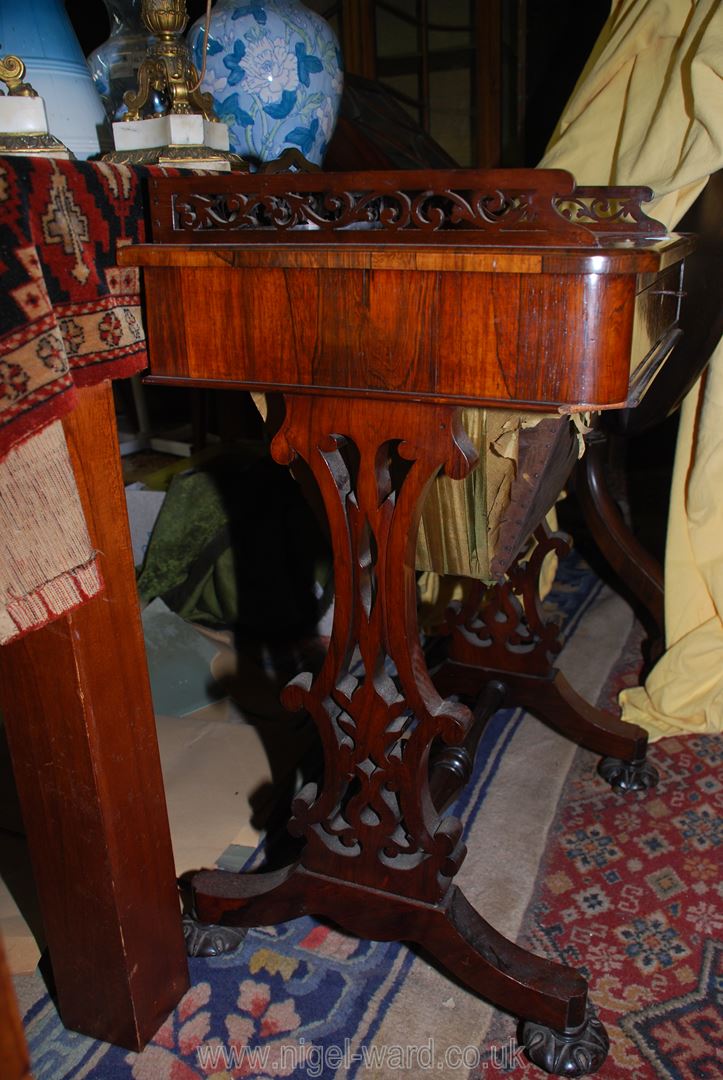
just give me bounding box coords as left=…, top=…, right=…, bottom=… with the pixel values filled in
left=631, top=264, right=683, bottom=374
left=143, top=265, right=637, bottom=409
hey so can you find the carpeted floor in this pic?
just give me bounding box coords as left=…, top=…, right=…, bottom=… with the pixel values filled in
left=13, top=554, right=722, bottom=1079
left=479, top=636, right=723, bottom=1079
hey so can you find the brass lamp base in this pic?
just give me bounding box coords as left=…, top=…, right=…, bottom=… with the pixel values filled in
left=0, top=55, right=72, bottom=158
left=106, top=2, right=239, bottom=170
left=103, top=144, right=245, bottom=170
left=0, top=132, right=72, bottom=158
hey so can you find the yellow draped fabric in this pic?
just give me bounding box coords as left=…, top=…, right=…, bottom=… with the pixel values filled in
left=416, top=408, right=549, bottom=580
left=540, top=0, right=723, bottom=739
left=416, top=407, right=563, bottom=631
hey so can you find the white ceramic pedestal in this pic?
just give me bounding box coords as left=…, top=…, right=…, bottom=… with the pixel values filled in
left=0, top=1, right=109, bottom=159
left=0, top=93, right=71, bottom=158
left=112, top=113, right=233, bottom=170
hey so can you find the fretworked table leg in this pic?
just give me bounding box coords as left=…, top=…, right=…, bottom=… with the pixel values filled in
left=432, top=523, right=659, bottom=791
left=191, top=395, right=609, bottom=1077
left=193, top=863, right=600, bottom=1032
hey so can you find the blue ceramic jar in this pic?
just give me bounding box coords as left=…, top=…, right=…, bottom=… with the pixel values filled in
left=188, top=0, right=343, bottom=166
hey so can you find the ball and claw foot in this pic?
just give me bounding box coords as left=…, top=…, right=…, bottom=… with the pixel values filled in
left=182, top=914, right=248, bottom=958
left=519, top=1006, right=610, bottom=1077
left=598, top=756, right=659, bottom=792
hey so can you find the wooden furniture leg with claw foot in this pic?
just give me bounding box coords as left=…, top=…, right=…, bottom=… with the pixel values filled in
left=191, top=394, right=608, bottom=1076
left=432, top=523, right=660, bottom=793
left=123, top=166, right=693, bottom=1076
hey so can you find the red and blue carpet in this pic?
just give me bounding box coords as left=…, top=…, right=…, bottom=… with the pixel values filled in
left=14, top=556, right=722, bottom=1078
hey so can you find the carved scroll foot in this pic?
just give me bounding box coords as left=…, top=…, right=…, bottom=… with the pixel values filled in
left=182, top=915, right=248, bottom=958
left=193, top=864, right=589, bottom=1034
left=598, top=755, right=659, bottom=792
left=435, top=660, right=650, bottom=765
left=412, top=887, right=588, bottom=1033
left=502, top=669, right=650, bottom=762
left=192, top=863, right=306, bottom=929
left=520, top=1004, right=609, bottom=1077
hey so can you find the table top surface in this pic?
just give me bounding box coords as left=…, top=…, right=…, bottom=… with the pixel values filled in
left=122, top=234, right=692, bottom=277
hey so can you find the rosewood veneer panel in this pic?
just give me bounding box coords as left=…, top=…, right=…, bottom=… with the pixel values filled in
left=140, top=261, right=640, bottom=409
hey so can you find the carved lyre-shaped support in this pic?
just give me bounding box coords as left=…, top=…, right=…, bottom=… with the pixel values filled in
left=191, top=396, right=608, bottom=1067
left=433, top=522, right=658, bottom=784
left=275, top=395, right=478, bottom=903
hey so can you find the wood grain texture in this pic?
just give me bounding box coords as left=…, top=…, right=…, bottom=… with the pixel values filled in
left=0, top=382, right=188, bottom=1050
left=133, top=260, right=666, bottom=410
left=270, top=394, right=476, bottom=901
left=126, top=194, right=689, bottom=1059
left=122, top=236, right=692, bottom=274
left=193, top=865, right=588, bottom=1031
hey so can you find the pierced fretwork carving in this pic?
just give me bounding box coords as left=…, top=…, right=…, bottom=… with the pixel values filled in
left=171, top=185, right=537, bottom=236
left=555, top=187, right=666, bottom=235
left=148, top=167, right=666, bottom=247
left=271, top=396, right=477, bottom=903
left=445, top=522, right=572, bottom=677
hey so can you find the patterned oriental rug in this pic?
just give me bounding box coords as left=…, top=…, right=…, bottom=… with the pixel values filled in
left=13, top=556, right=722, bottom=1079
left=0, top=156, right=157, bottom=642
left=0, top=156, right=151, bottom=453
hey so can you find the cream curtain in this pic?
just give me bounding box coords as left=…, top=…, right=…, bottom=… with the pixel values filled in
left=540, top=0, right=723, bottom=739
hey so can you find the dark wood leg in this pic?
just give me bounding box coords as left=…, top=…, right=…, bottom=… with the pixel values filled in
left=191, top=395, right=607, bottom=1076
left=432, top=523, right=659, bottom=791
left=574, top=430, right=664, bottom=641
left=195, top=862, right=588, bottom=1029
left=0, top=383, right=189, bottom=1050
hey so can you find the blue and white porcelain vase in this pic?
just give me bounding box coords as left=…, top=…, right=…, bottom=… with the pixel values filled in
left=188, top=0, right=343, bottom=166
left=0, top=0, right=109, bottom=158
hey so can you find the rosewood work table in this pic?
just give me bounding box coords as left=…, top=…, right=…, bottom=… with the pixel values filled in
left=122, top=169, right=691, bottom=1077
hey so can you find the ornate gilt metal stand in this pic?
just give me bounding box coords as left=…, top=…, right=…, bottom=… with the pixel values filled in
left=0, top=55, right=70, bottom=157
left=123, top=0, right=215, bottom=122
left=105, top=0, right=241, bottom=168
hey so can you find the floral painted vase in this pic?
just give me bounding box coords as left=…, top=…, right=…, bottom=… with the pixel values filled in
left=188, top=0, right=343, bottom=166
